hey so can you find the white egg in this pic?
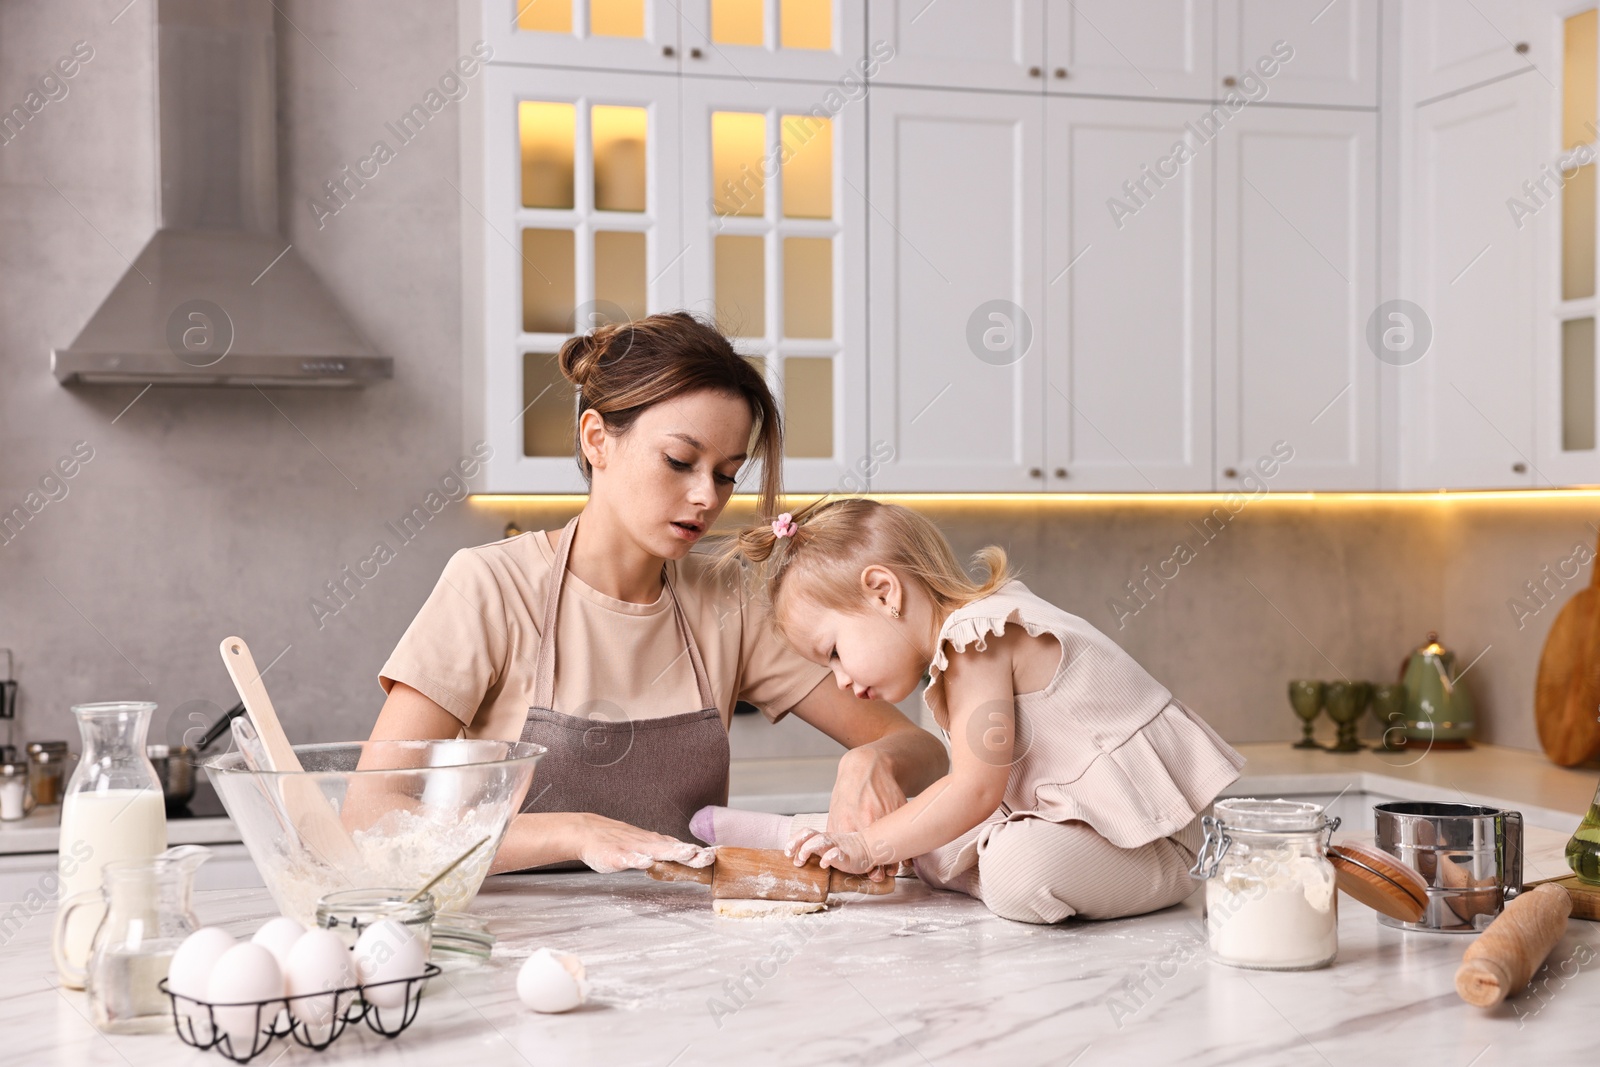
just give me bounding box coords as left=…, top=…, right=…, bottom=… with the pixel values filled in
left=283, top=929, right=357, bottom=1032
left=516, top=948, right=588, bottom=1014
left=205, top=943, right=284, bottom=1055
left=250, top=916, right=306, bottom=971
left=353, top=919, right=426, bottom=1011
left=167, top=927, right=236, bottom=1042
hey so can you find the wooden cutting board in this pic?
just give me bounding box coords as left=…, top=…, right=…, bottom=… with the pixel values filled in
left=1524, top=874, right=1600, bottom=922
left=1534, top=532, right=1600, bottom=766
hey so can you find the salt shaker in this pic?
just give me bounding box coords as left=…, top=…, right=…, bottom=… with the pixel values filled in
left=1190, top=798, right=1340, bottom=970
left=0, top=761, right=30, bottom=821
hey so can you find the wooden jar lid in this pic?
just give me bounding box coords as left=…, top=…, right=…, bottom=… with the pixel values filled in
left=1328, top=841, right=1429, bottom=922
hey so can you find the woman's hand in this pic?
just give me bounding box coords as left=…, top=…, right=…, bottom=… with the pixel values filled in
left=785, top=827, right=890, bottom=877
left=572, top=814, right=716, bottom=874
left=826, top=746, right=909, bottom=835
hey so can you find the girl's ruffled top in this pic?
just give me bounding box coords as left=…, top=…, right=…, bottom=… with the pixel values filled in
left=924, top=580, right=1245, bottom=848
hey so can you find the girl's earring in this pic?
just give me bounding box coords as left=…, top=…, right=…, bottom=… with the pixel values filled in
left=890, top=607, right=901, bottom=619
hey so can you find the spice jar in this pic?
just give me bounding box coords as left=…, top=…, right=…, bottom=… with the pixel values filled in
left=1190, top=798, right=1340, bottom=970
left=315, top=888, right=435, bottom=958
left=26, top=741, right=69, bottom=807
left=0, top=761, right=31, bottom=821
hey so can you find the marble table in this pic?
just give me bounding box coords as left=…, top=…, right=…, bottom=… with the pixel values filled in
left=3, top=824, right=1595, bottom=1066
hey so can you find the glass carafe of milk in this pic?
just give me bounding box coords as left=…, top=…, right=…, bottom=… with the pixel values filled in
left=52, top=702, right=167, bottom=987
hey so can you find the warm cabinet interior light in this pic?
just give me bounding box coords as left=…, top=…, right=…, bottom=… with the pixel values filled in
left=519, top=101, right=576, bottom=210
left=591, top=0, right=645, bottom=38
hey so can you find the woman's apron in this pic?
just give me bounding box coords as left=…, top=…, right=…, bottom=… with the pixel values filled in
left=518, top=516, right=730, bottom=856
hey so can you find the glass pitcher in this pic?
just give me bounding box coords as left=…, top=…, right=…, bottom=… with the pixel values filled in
left=53, top=701, right=168, bottom=986
left=53, top=845, right=210, bottom=1033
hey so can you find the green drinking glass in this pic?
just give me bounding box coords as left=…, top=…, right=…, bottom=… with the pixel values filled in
left=1324, top=680, right=1370, bottom=753
left=1288, top=680, right=1326, bottom=749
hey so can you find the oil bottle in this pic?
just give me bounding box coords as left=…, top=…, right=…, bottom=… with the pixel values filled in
left=1565, top=784, right=1600, bottom=884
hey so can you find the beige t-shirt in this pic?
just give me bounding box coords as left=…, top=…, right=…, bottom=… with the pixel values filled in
left=378, top=530, right=830, bottom=742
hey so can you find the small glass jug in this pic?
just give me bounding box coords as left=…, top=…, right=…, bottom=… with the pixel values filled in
left=54, top=701, right=169, bottom=986
left=53, top=845, right=210, bottom=1034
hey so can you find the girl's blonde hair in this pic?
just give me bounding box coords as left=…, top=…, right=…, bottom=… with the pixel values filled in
left=726, top=498, right=1013, bottom=628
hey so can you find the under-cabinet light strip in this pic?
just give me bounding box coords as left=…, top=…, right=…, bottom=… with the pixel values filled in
left=471, top=489, right=1600, bottom=506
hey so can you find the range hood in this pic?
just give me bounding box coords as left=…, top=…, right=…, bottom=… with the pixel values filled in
left=52, top=0, right=390, bottom=388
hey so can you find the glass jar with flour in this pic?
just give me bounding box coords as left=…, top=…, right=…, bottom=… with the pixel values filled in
left=1190, top=798, right=1339, bottom=970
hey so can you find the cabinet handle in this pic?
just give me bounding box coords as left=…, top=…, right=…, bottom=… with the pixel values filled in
left=1028, top=66, right=1042, bottom=78
left=1054, top=67, right=1068, bottom=79
left=1223, top=467, right=1238, bottom=478
left=1054, top=468, right=1068, bottom=479
left=1222, top=76, right=1237, bottom=88
left=1515, top=42, right=1530, bottom=54
left=1029, top=467, right=1044, bottom=479
left=662, top=45, right=675, bottom=57
left=1513, top=461, right=1528, bottom=474
left=690, top=46, right=703, bottom=59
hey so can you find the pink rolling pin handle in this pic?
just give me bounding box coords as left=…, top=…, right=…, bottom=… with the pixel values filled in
left=1455, top=883, right=1572, bottom=1008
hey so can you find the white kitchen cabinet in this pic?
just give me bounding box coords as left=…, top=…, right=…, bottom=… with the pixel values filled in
left=470, top=66, right=684, bottom=494
left=867, top=0, right=1047, bottom=93
left=1403, top=70, right=1546, bottom=490
left=867, top=87, right=1046, bottom=492
left=1216, top=107, right=1378, bottom=490
left=1218, top=0, right=1379, bottom=108
left=1045, top=0, right=1216, bottom=101
left=676, top=0, right=867, bottom=83
left=1043, top=98, right=1214, bottom=491
left=479, top=0, right=684, bottom=72
left=679, top=75, right=866, bottom=493
left=1402, top=0, right=1540, bottom=104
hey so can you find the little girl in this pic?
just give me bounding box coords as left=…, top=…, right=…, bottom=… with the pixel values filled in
left=709, top=498, right=1245, bottom=925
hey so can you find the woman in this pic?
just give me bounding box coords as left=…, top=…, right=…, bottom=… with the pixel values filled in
left=370, top=311, right=947, bottom=874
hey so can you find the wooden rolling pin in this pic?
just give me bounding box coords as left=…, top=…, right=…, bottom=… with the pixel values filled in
left=1455, top=883, right=1572, bottom=1007
left=648, top=846, right=894, bottom=903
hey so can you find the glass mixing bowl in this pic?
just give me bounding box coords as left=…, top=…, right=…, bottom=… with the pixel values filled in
left=205, top=740, right=543, bottom=927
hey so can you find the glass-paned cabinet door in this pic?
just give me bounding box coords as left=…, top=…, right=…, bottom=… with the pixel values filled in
left=678, top=0, right=866, bottom=83
left=477, top=0, right=681, bottom=72
left=475, top=66, right=683, bottom=492
left=1540, top=8, right=1600, bottom=485
left=680, top=76, right=865, bottom=493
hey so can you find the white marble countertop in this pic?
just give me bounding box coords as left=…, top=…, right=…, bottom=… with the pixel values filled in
left=3, top=821, right=1593, bottom=1066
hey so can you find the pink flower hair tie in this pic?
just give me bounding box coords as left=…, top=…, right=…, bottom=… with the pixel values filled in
left=771, top=513, right=797, bottom=539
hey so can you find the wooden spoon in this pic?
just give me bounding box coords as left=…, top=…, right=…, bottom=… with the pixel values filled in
left=219, top=636, right=361, bottom=869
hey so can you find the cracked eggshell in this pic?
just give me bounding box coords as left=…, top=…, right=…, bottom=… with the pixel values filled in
left=516, top=948, right=588, bottom=1013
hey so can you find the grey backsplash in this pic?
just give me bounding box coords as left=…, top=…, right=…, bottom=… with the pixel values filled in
left=0, top=1, right=1587, bottom=761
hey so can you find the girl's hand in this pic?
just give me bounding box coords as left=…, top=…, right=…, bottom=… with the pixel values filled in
left=573, top=814, right=715, bottom=873
left=784, top=827, right=887, bottom=876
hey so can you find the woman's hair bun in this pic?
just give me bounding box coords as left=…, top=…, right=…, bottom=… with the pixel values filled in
left=558, top=327, right=608, bottom=389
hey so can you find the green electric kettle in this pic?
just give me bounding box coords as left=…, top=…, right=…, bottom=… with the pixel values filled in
left=1400, top=631, right=1476, bottom=747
